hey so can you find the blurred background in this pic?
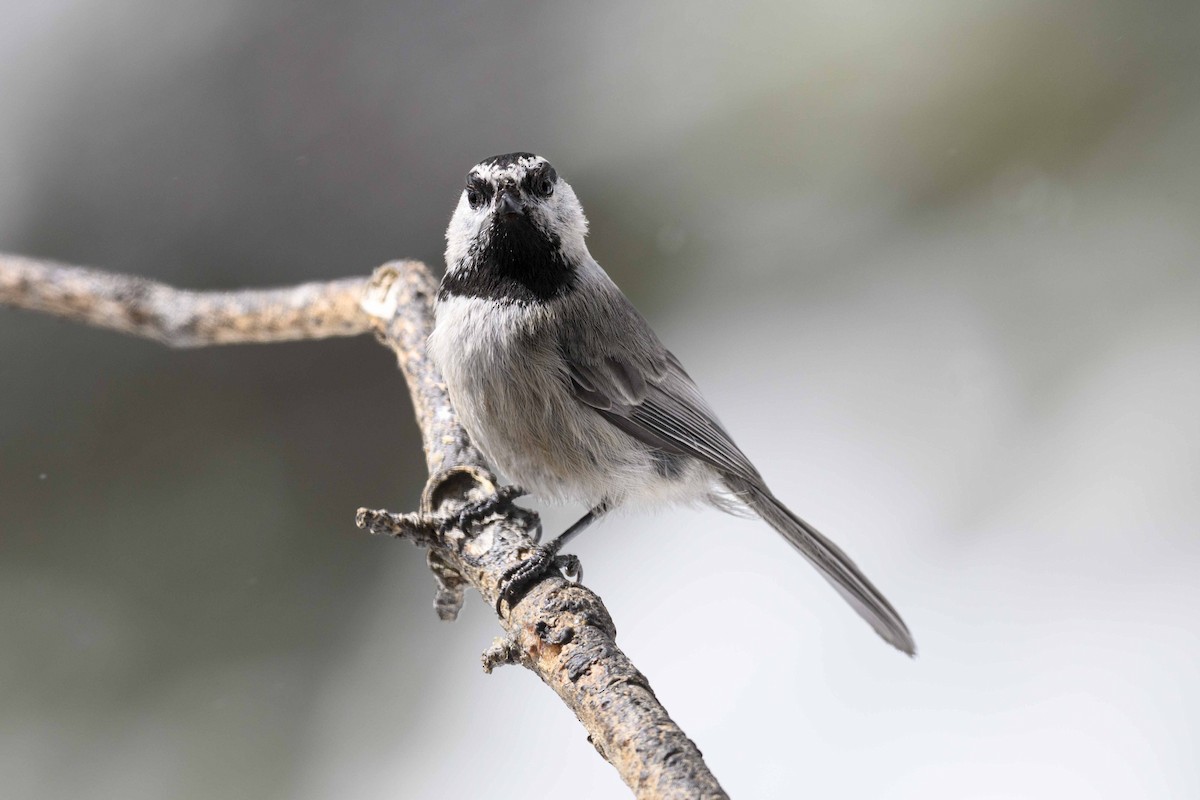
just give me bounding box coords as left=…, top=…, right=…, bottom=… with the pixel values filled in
left=2, top=1, right=1198, bottom=797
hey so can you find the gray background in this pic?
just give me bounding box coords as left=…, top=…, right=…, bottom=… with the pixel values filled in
left=2, top=1, right=1197, bottom=797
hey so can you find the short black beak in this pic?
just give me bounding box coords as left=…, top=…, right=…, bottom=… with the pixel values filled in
left=497, top=191, right=524, bottom=218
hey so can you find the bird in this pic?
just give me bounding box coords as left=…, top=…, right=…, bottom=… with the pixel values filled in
left=427, top=152, right=916, bottom=655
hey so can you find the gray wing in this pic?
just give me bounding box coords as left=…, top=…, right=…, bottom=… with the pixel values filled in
left=566, top=345, right=762, bottom=485
left=559, top=306, right=917, bottom=655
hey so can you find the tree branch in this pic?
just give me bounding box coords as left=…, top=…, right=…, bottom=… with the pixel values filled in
left=0, top=252, right=372, bottom=346
left=0, top=252, right=729, bottom=800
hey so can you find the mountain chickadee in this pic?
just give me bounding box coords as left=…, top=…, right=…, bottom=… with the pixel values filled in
left=428, top=153, right=915, bottom=655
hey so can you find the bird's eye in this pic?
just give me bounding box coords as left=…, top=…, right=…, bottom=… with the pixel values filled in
left=536, top=177, right=554, bottom=198
left=466, top=187, right=483, bottom=209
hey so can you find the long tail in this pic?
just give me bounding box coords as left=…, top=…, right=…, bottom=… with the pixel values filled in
left=725, top=477, right=916, bottom=655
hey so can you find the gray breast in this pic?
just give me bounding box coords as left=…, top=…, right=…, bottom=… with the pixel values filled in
left=430, top=296, right=611, bottom=501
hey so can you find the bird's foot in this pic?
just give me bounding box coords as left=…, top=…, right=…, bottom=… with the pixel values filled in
left=495, top=541, right=582, bottom=615
left=437, top=484, right=527, bottom=535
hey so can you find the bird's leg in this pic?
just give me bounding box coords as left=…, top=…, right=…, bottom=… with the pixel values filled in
left=496, top=501, right=611, bottom=614
left=437, top=484, right=527, bottom=535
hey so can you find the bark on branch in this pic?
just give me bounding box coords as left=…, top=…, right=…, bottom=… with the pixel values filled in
left=0, top=252, right=373, bottom=346
left=0, top=251, right=729, bottom=800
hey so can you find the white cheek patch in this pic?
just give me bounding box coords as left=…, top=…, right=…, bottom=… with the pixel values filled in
left=444, top=194, right=493, bottom=268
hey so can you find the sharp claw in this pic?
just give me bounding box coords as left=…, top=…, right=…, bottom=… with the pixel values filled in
left=439, top=484, right=527, bottom=534
left=494, top=544, right=583, bottom=616
left=495, top=545, right=553, bottom=615
left=556, top=554, right=582, bottom=584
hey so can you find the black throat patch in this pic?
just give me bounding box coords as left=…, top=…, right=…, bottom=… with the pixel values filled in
left=441, top=216, right=577, bottom=304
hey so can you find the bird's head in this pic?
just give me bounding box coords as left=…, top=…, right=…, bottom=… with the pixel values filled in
left=442, top=153, right=589, bottom=303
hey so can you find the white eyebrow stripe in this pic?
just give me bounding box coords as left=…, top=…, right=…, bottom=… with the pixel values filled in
left=472, top=156, right=547, bottom=184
